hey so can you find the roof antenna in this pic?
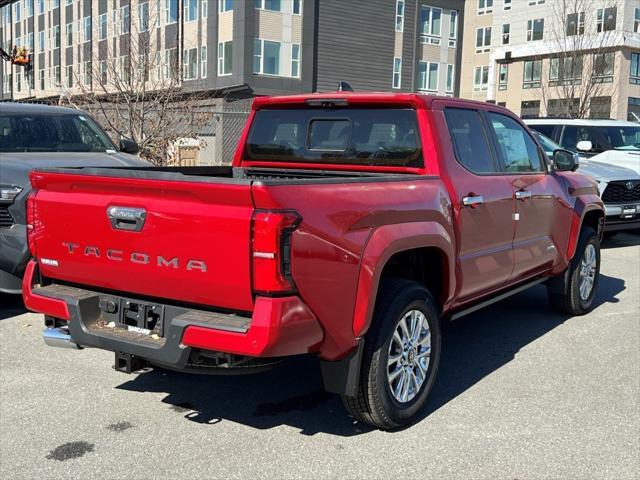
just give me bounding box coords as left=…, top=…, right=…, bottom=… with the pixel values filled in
left=337, top=81, right=354, bottom=92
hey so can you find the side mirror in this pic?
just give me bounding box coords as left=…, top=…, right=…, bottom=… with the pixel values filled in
left=119, top=138, right=139, bottom=155
left=554, top=149, right=579, bottom=172
left=576, top=140, right=593, bottom=152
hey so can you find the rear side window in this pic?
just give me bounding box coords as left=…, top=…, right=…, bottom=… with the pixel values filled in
left=528, top=124, right=555, bottom=139
left=245, top=108, right=422, bottom=167
left=444, top=108, right=496, bottom=174
left=488, top=113, right=544, bottom=173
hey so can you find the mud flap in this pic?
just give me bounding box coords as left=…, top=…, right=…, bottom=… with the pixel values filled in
left=320, top=339, right=364, bottom=397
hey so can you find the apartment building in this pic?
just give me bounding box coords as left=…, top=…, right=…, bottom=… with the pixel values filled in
left=0, top=0, right=465, bottom=103
left=460, top=0, right=640, bottom=121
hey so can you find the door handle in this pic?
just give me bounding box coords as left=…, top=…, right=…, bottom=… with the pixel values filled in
left=462, top=195, right=484, bottom=208
left=515, top=190, right=532, bottom=201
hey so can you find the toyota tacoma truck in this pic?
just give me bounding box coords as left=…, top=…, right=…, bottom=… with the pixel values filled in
left=23, top=93, right=604, bottom=429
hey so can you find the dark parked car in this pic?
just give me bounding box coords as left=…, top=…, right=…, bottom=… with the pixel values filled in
left=0, top=102, right=149, bottom=294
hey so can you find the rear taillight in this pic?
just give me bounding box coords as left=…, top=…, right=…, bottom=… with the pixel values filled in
left=251, top=210, right=301, bottom=294
left=26, top=189, right=38, bottom=258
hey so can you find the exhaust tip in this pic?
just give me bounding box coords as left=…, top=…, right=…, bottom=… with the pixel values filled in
left=42, top=327, right=82, bottom=350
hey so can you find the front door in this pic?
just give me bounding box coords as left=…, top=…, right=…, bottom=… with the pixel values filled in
left=486, top=112, right=571, bottom=280
left=442, top=107, right=516, bottom=301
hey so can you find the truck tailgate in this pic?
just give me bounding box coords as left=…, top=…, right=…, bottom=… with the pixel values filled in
left=29, top=171, right=255, bottom=312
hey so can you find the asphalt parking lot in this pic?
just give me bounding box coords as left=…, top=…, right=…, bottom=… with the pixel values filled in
left=0, top=233, right=638, bottom=479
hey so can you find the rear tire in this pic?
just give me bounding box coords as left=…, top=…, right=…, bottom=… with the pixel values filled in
left=342, top=279, right=441, bottom=430
left=548, top=226, right=600, bottom=315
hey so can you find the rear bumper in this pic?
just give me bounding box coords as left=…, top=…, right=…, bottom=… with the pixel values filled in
left=22, top=260, right=324, bottom=369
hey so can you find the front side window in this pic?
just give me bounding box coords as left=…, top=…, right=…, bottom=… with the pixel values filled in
left=560, top=126, right=603, bottom=152
left=527, top=18, right=544, bottom=41
left=0, top=113, right=115, bottom=153
left=444, top=108, right=495, bottom=174
left=489, top=112, right=544, bottom=173
left=246, top=108, right=422, bottom=167
left=596, top=125, right=640, bottom=150
left=396, top=0, right=405, bottom=32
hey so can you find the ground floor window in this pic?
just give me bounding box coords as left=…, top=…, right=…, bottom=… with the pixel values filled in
left=628, top=97, right=640, bottom=122
left=589, top=96, right=611, bottom=119
left=520, top=100, right=540, bottom=118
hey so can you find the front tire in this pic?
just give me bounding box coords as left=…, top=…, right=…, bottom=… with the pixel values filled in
left=548, top=226, right=600, bottom=315
left=342, top=279, right=441, bottom=430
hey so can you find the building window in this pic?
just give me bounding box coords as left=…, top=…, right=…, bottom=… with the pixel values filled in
left=549, top=56, right=582, bottom=86
left=589, top=97, right=611, bottom=119
left=201, top=45, right=207, bottom=78
left=446, top=64, right=454, bottom=93
left=118, top=55, right=130, bottom=83
left=65, top=22, right=73, bottom=47
left=473, top=65, right=489, bottom=91
left=255, top=0, right=282, bottom=12
left=593, top=52, right=614, bottom=82
left=14, top=2, right=21, bottom=22
left=523, top=60, right=542, bottom=88
left=25, top=0, right=33, bottom=17
left=83, top=61, right=91, bottom=86
left=635, top=8, right=640, bottom=33
left=217, top=41, right=232, bottom=76
left=52, top=25, right=60, bottom=49
left=183, top=48, right=198, bottom=80
left=420, top=6, right=441, bottom=45
left=293, top=0, right=301, bottom=15
left=528, top=0, right=545, bottom=5
left=418, top=61, right=438, bottom=92
left=503, top=0, right=511, bottom=10
left=52, top=0, right=59, bottom=7
left=184, top=0, right=198, bottom=22
left=566, top=12, right=585, bottom=36
left=165, top=0, right=178, bottom=24
left=66, top=65, right=73, bottom=88
left=395, top=0, right=405, bottom=32
left=526, top=19, right=544, bottom=41
left=477, top=0, right=493, bottom=15
left=27, top=32, right=33, bottom=51
left=99, top=13, right=108, bottom=40
left=38, top=30, right=45, bottom=51
left=520, top=100, right=540, bottom=118
left=202, top=0, right=208, bottom=17
left=596, top=7, right=616, bottom=32
left=83, top=16, right=92, bottom=42
left=502, top=24, right=510, bottom=44
left=498, top=63, right=508, bottom=90
left=449, top=10, right=458, bottom=48
left=291, top=43, right=300, bottom=78
left=631, top=53, right=640, bottom=85
left=39, top=69, right=45, bottom=90
left=392, top=57, right=402, bottom=89
left=100, top=60, right=108, bottom=84
left=628, top=97, right=640, bottom=122
left=254, top=39, right=281, bottom=76
left=475, top=27, right=491, bottom=53
left=65, top=0, right=72, bottom=5
left=37, top=0, right=45, bottom=15
left=139, top=2, right=149, bottom=32
left=219, top=0, right=232, bottom=13
left=121, top=6, right=130, bottom=34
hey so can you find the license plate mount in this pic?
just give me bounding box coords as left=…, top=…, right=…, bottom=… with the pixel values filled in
left=119, top=299, right=165, bottom=337
left=621, top=205, right=637, bottom=219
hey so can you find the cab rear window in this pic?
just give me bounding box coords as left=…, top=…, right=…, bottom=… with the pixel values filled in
left=245, top=108, right=422, bottom=167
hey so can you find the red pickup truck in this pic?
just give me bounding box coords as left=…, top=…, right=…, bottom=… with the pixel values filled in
left=23, top=93, right=604, bottom=429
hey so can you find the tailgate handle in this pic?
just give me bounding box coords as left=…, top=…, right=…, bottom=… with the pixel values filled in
left=107, top=206, right=147, bottom=232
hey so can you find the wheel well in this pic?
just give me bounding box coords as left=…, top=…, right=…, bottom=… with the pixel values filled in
left=379, top=248, right=448, bottom=311
left=583, top=209, right=604, bottom=239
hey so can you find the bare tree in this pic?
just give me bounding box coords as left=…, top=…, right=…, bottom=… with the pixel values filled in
left=533, top=0, right=622, bottom=118
left=59, top=4, right=210, bottom=164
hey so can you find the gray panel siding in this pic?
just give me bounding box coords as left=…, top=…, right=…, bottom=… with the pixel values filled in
left=401, top=0, right=417, bottom=92
left=315, top=0, right=395, bottom=93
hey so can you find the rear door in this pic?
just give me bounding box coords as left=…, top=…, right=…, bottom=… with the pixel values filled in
left=30, top=170, right=255, bottom=312
left=486, top=112, right=572, bottom=280
left=442, top=107, right=515, bottom=301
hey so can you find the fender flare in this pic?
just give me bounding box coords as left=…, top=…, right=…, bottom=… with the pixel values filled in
left=352, top=221, right=455, bottom=338
left=567, top=198, right=604, bottom=260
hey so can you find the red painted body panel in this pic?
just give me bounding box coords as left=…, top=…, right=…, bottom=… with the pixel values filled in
left=22, top=260, right=70, bottom=320
left=25, top=92, right=603, bottom=366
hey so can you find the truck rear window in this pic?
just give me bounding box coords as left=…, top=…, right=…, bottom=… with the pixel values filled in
left=245, top=108, right=422, bottom=167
